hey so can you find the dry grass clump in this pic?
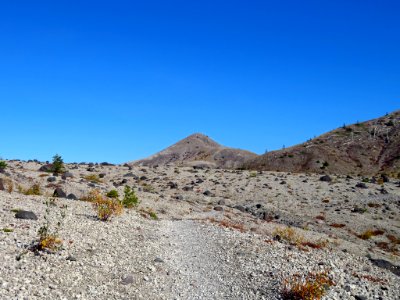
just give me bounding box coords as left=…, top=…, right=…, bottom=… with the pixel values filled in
left=281, top=270, right=335, bottom=300
left=274, top=226, right=304, bottom=245
left=80, top=189, right=102, bottom=202
left=2, top=178, right=13, bottom=193
left=92, top=193, right=123, bottom=221
left=21, top=183, right=42, bottom=195
left=84, top=174, right=102, bottom=183
left=357, top=229, right=385, bottom=240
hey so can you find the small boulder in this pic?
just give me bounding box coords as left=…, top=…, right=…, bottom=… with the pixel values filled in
left=234, top=205, right=246, bottom=212
left=203, top=190, right=213, bottom=197
left=67, top=193, right=78, bottom=200
left=15, top=210, right=38, bottom=220
left=167, top=182, right=178, bottom=189
left=47, top=176, right=57, bottom=182
left=217, top=199, right=226, bottom=205
left=62, top=172, right=73, bottom=180
left=39, top=164, right=53, bottom=172
left=214, top=206, right=223, bottom=211
left=121, top=275, right=134, bottom=285
left=53, top=188, right=67, bottom=198
left=182, top=186, right=193, bottom=191
left=319, top=175, right=332, bottom=182
left=355, top=182, right=368, bottom=189
left=175, top=195, right=184, bottom=200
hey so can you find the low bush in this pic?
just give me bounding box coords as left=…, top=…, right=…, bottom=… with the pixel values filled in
left=22, top=183, right=42, bottom=195
left=84, top=174, right=102, bottom=183
left=92, top=193, right=123, bottom=221
left=36, top=199, right=67, bottom=252
left=0, top=160, right=7, bottom=172
left=274, top=226, right=304, bottom=245
left=106, top=189, right=119, bottom=199
left=357, top=229, right=385, bottom=240
left=281, top=270, right=335, bottom=300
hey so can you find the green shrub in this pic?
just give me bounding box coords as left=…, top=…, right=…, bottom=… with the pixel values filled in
left=106, top=189, right=119, bottom=199
left=122, top=186, right=140, bottom=208
left=0, top=160, right=7, bottom=171
left=52, top=154, right=65, bottom=174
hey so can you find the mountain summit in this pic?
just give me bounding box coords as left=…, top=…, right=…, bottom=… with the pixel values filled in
left=131, top=133, right=257, bottom=168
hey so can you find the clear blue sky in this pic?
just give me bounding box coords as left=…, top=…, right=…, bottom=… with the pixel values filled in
left=0, top=1, right=399, bottom=163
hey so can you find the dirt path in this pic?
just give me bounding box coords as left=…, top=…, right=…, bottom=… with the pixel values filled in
left=156, top=220, right=278, bottom=300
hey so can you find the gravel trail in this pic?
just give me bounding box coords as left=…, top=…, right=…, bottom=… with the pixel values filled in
left=158, top=220, right=279, bottom=300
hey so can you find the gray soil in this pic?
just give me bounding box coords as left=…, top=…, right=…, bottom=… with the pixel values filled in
left=1, top=161, right=399, bottom=299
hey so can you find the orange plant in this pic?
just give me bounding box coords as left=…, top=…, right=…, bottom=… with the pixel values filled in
left=91, top=192, right=123, bottom=221
left=282, top=271, right=335, bottom=300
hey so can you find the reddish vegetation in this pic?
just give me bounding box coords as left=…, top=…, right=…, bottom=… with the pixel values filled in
left=206, top=218, right=246, bottom=233
left=281, top=271, right=335, bottom=300
left=329, top=223, right=346, bottom=228
left=352, top=273, right=387, bottom=284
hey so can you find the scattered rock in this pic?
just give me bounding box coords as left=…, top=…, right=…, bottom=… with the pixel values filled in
left=39, top=164, right=53, bottom=172
left=66, top=256, right=77, bottom=261
left=53, top=188, right=67, bottom=198
left=217, top=199, right=226, bottom=205
left=355, top=182, right=368, bottom=189
left=214, top=206, right=223, bottom=211
left=167, top=182, right=178, bottom=189
left=47, top=176, right=57, bottom=182
left=67, top=193, right=78, bottom=200
left=203, top=190, right=213, bottom=196
left=121, top=275, right=134, bottom=285
left=319, top=175, right=332, bottom=182
left=369, top=258, right=400, bottom=276
left=62, top=172, right=73, bottom=180
left=15, top=210, right=38, bottom=220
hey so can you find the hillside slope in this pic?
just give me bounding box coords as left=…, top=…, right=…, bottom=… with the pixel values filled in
left=243, top=110, right=400, bottom=175
left=131, top=133, right=258, bottom=169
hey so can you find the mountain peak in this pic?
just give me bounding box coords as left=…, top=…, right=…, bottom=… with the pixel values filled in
left=131, top=133, right=257, bottom=168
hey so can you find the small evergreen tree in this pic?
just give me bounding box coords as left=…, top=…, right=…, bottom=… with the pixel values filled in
left=0, top=160, right=7, bottom=172
left=122, top=186, right=140, bottom=208
left=52, top=154, right=64, bottom=174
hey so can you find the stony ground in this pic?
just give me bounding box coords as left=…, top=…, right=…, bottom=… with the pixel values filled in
left=0, top=161, right=399, bottom=299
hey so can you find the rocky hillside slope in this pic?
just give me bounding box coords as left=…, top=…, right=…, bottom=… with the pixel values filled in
left=244, top=110, right=400, bottom=176
left=131, top=133, right=258, bottom=169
